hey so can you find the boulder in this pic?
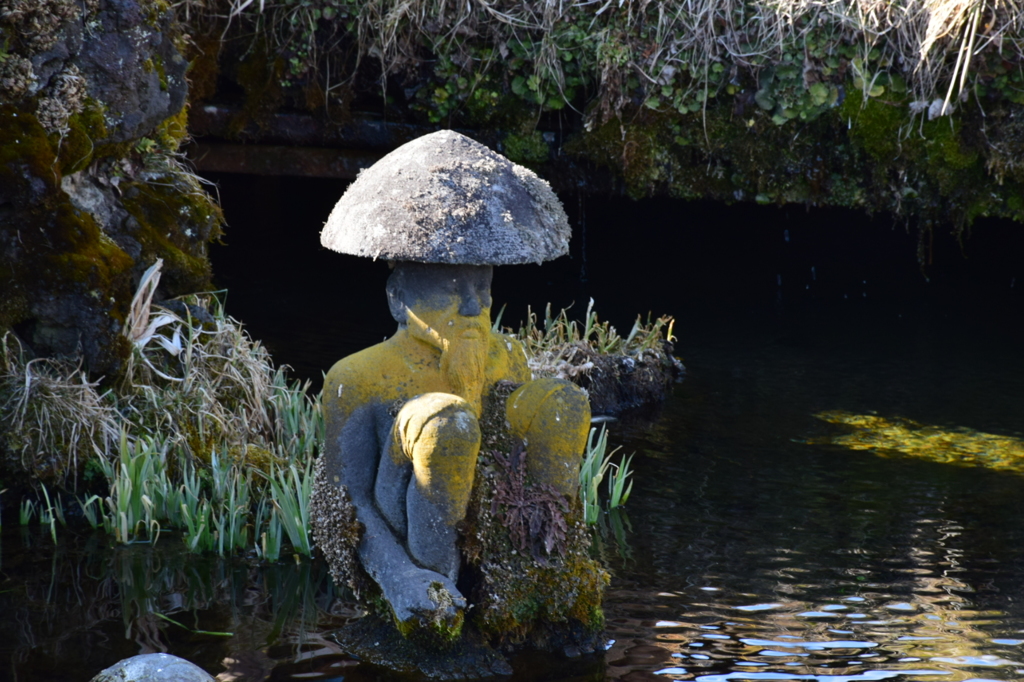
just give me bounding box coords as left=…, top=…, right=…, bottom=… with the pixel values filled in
left=0, top=0, right=221, bottom=377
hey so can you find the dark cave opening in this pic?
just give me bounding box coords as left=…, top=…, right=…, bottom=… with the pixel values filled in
left=204, top=172, right=1024, bottom=388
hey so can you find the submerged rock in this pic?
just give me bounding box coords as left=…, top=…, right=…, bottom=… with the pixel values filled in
left=329, top=615, right=514, bottom=680
left=90, top=653, right=214, bottom=682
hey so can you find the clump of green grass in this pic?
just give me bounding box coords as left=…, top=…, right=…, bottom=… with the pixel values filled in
left=0, top=260, right=322, bottom=560
left=259, top=458, right=316, bottom=560
left=579, top=425, right=633, bottom=524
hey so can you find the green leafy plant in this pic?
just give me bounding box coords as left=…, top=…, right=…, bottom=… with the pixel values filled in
left=79, top=493, right=103, bottom=529
left=265, top=459, right=315, bottom=558
left=608, top=452, right=634, bottom=509
left=255, top=492, right=285, bottom=562
left=579, top=426, right=634, bottom=524
left=38, top=483, right=65, bottom=544
left=96, top=431, right=159, bottom=544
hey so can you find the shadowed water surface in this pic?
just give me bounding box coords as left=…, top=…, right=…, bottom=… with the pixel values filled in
left=597, top=304, right=1024, bottom=682
left=4, top=297, right=1024, bottom=682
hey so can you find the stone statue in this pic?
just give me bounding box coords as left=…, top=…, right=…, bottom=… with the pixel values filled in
left=312, top=131, right=605, bottom=658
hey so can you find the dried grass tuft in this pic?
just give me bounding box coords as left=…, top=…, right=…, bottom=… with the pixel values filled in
left=120, top=259, right=315, bottom=469
left=190, top=0, right=1024, bottom=117
left=0, top=334, right=118, bottom=486
left=508, top=299, right=676, bottom=382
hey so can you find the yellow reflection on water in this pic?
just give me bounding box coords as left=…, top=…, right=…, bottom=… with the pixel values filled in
left=812, top=411, right=1024, bottom=473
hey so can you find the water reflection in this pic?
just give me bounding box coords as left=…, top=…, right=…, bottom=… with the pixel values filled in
left=0, top=529, right=357, bottom=680
left=601, top=521, right=1023, bottom=678
left=811, top=412, right=1024, bottom=474
left=604, top=562, right=1024, bottom=681
left=596, top=307, right=1024, bottom=682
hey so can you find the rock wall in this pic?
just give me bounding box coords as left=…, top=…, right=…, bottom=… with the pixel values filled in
left=0, top=0, right=222, bottom=377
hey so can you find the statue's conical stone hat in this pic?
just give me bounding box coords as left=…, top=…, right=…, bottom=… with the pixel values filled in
left=320, top=130, right=570, bottom=265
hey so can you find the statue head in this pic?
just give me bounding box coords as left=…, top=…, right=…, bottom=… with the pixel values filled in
left=320, top=129, right=573, bottom=414
left=387, top=261, right=494, bottom=414
left=385, top=262, right=492, bottom=330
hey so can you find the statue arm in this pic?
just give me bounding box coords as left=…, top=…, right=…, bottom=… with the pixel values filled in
left=323, top=365, right=466, bottom=624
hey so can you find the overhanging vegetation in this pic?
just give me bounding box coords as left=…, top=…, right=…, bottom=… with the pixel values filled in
left=182, top=0, right=1024, bottom=244
left=3, top=0, right=1018, bottom=388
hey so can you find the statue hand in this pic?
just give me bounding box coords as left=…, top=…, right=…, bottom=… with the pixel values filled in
left=388, top=566, right=466, bottom=633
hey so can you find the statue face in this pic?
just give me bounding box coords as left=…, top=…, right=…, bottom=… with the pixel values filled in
left=390, top=263, right=493, bottom=339
left=388, top=263, right=494, bottom=414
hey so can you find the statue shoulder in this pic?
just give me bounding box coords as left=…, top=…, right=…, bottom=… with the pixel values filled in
left=489, top=330, right=526, bottom=354
left=488, top=331, right=531, bottom=383
left=323, top=342, right=396, bottom=413
left=326, top=343, right=383, bottom=380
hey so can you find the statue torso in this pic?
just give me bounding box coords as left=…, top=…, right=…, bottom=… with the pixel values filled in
left=323, top=329, right=530, bottom=425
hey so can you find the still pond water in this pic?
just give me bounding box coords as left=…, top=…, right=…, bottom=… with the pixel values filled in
left=4, top=192, right=1024, bottom=681
left=4, top=294, right=1024, bottom=682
